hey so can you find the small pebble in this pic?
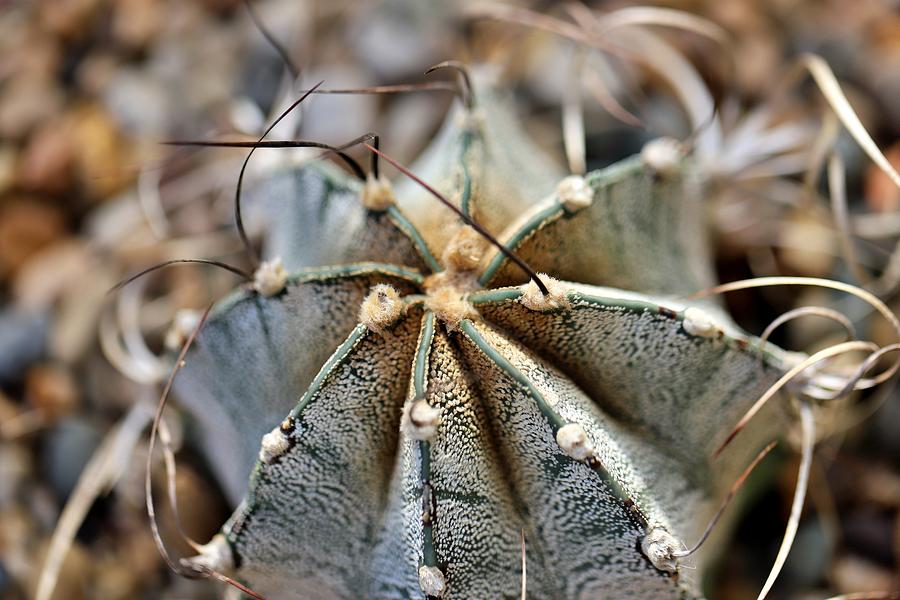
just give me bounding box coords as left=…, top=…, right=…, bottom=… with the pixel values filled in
left=41, top=418, right=102, bottom=501
left=0, top=199, right=67, bottom=278
left=0, top=307, right=48, bottom=383
left=26, top=364, right=80, bottom=422
left=18, top=116, right=76, bottom=195
left=0, top=75, right=65, bottom=140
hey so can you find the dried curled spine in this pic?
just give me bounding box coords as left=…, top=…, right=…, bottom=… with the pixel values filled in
left=183, top=533, right=234, bottom=574
left=520, top=274, right=570, bottom=312
left=682, top=306, right=722, bottom=338
left=361, top=173, right=395, bottom=211
left=253, top=257, right=287, bottom=297
left=641, top=137, right=683, bottom=177
left=418, top=565, right=447, bottom=597
left=556, top=423, right=594, bottom=460
left=556, top=175, right=594, bottom=212
left=359, top=284, right=405, bottom=333
left=640, top=526, right=681, bottom=574
left=405, top=398, right=440, bottom=441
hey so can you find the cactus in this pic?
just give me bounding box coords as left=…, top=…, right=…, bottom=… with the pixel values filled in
left=167, top=75, right=807, bottom=600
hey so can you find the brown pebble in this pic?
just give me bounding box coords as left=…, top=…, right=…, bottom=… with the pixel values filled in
left=37, top=0, right=102, bottom=41
left=26, top=364, right=80, bottom=422
left=830, top=554, right=895, bottom=593
left=0, top=28, right=62, bottom=83
left=12, top=238, right=94, bottom=309
left=869, top=12, right=900, bottom=54
left=777, top=210, right=835, bottom=277
left=75, top=53, right=121, bottom=97
left=0, top=198, right=67, bottom=278
left=67, top=104, right=134, bottom=202
left=0, top=75, right=65, bottom=140
left=112, top=0, right=164, bottom=50
left=18, top=117, right=76, bottom=195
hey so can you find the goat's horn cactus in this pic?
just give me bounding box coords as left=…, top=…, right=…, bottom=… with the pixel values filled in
left=174, top=74, right=795, bottom=598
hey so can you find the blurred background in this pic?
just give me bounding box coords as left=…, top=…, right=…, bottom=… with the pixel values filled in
left=0, top=0, right=899, bottom=598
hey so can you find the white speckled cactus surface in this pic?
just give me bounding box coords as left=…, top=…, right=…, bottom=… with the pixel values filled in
left=170, top=77, right=802, bottom=600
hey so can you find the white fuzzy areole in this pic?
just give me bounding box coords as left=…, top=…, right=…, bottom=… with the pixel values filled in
left=424, top=286, right=476, bottom=330
left=641, top=526, right=680, bottom=574
left=682, top=307, right=721, bottom=338
left=361, top=174, right=395, bottom=211
left=556, top=423, right=594, bottom=460
left=442, top=225, right=487, bottom=271
left=519, top=275, right=570, bottom=312
left=359, top=284, right=404, bottom=333
left=418, top=565, right=447, bottom=597
left=253, top=257, right=287, bottom=297
left=641, top=137, right=683, bottom=176
left=556, top=175, right=594, bottom=212
left=259, top=426, right=290, bottom=464
left=184, top=533, right=234, bottom=574
left=404, top=398, right=440, bottom=441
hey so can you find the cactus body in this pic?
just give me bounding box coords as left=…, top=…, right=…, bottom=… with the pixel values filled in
left=175, top=80, right=792, bottom=599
